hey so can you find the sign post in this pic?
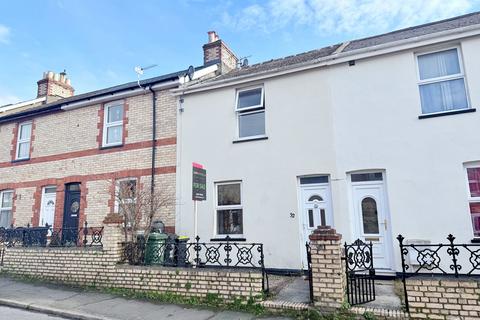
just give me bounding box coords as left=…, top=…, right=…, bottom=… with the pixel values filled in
left=192, top=163, right=206, bottom=240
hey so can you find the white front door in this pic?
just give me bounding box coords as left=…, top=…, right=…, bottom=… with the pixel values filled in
left=300, top=183, right=333, bottom=267
left=39, top=186, right=56, bottom=227
left=351, top=177, right=392, bottom=270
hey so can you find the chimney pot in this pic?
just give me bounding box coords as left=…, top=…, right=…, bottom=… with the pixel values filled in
left=208, top=31, right=218, bottom=43
left=37, top=70, right=74, bottom=99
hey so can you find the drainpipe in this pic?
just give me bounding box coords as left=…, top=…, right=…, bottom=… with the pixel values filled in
left=148, top=86, right=157, bottom=199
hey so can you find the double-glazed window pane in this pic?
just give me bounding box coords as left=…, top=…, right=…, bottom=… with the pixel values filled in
left=418, top=49, right=461, bottom=80
left=217, top=209, right=243, bottom=234
left=108, top=105, right=123, bottom=122
left=217, top=183, right=241, bottom=206
left=106, top=125, right=123, bottom=145
left=467, top=168, right=480, bottom=198
left=466, top=167, right=480, bottom=237
left=17, top=142, right=30, bottom=159
left=419, top=79, right=468, bottom=114
left=103, top=102, right=124, bottom=146
left=239, top=111, right=265, bottom=138
left=361, top=197, right=379, bottom=234
left=237, top=88, right=262, bottom=109
left=16, top=123, right=32, bottom=159
left=19, top=123, right=32, bottom=140
left=0, top=191, right=13, bottom=228
left=417, top=48, right=468, bottom=114
left=216, top=183, right=243, bottom=235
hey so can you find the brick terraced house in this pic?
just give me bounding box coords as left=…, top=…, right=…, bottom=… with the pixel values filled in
left=0, top=34, right=230, bottom=234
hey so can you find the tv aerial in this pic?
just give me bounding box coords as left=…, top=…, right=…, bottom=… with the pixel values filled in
left=135, top=64, right=158, bottom=88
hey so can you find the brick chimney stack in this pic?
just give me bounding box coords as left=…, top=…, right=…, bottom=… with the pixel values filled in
left=203, top=31, right=238, bottom=73
left=37, top=70, right=74, bottom=101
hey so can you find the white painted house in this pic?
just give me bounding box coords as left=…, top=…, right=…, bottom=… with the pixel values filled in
left=175, top=12, right=480, bottom=273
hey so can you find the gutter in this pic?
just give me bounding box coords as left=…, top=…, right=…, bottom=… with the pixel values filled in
left=174, top=24, right=480, bottom=95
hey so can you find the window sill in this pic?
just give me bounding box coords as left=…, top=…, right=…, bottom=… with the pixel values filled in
left=232, top=136, right=268, bottom=144
left=100, top=144, right=124, bottom=150
left=210, top=237, right=246, bottom=242
left=418, top=108, right=476, bottom=119
left=11, top=158, right=30, bottom=163
left=470, top=238, right=480, bottom=243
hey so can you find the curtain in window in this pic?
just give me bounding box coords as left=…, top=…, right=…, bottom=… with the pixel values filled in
left=418, top=49, right=460, bottom=80
left=418, top=49, right=468, bottom=114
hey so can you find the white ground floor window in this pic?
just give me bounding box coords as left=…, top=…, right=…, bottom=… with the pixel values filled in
left=0, top=190, right=13, bottom=228
left=215, top=181, right=243, bottom=235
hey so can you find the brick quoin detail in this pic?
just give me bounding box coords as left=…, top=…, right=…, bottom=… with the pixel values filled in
left=31, top=186, right=42, bottom=226
left=96, top=105, right=104, bottom=148
left=29, top=120, right=36, bottom=157
left=11, top=190, right=17, bottom=226
left=9, top=123, right=19, bottom=161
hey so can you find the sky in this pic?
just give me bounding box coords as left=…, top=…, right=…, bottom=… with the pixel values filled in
left=1, top=0, right=480, bottom=105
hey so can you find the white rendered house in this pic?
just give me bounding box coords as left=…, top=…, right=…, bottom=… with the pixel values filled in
left=175, top=13, right=480, bottom=273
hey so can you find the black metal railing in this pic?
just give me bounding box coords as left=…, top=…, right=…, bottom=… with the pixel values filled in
left=0, top=222, right=103, bottom=248
left=343, top=239, right=376, bottom=306
left=397, top=234, right=480, bottom=312
left=123, top=235, right=268, bottom=292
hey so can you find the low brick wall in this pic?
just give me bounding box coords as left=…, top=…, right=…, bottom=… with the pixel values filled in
left=406, top=277, right=480, bottom=319
left=0, top=223, right=263, bottom=302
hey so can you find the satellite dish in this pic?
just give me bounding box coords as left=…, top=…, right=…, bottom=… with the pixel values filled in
left=242, top=58, right=249, bottom=67
left=187, top=65, right=195, bottom=81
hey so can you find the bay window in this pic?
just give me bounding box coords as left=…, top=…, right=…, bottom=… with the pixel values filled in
left=235, top=87, right=265, bottom=139
left=215, top=182, right=243, bottom=235
left=416, top=47, right=469, bottom=115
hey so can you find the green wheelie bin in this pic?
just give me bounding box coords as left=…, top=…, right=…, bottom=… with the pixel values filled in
left=145, top=232, right=168, bottom=265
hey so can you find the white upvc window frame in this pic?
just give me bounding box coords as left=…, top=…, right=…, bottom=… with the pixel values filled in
left=16, top=121, right=32, bottom=160
left=464, top=163, right=480, bottom=238
left=415, top=45, right=470, bottom=116
left=214, top=181, right=244, bottom=237
left=102, top=100, right=124, bottom=147
left=235, top=86, right=266, bottom=140
left=0, top=189, right=14, bottom=228
left=114, top=178, right=137, bottom=214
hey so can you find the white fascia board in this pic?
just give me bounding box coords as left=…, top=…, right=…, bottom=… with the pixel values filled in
left=0, top=97, right=47, bottom=113
left=61, top=80, right=180, bottom=111
left=176, top=25, right=480, bottom=95
left=178, top=65, right=219, bottom=84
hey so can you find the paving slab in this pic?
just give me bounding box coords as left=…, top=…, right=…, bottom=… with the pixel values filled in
left=0, top=277, right=291, bottom=320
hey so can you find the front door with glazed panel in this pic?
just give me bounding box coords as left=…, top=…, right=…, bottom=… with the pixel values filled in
left=352, top=181, right=392, bottom=270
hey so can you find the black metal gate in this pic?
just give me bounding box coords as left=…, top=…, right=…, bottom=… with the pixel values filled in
left=344, top=239, right=375, bottom=305
left=305, top=242, right=313, bottom=303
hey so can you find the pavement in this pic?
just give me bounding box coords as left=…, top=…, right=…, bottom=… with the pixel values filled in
left=0, top=306, right=68, bottom=319
left=0, top=277, right=291, bottom=320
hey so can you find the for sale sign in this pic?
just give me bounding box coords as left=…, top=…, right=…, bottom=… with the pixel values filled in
left=192, top=163, right=206, bottom=201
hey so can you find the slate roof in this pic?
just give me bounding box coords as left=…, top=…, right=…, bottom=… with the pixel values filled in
left=212, top=11, right=480, bottom=82
left=0, top=68, right=195, bottom=122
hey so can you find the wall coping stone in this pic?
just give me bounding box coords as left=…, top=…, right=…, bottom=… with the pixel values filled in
left=116, top=264, right=263, bottom=275
left=309, top=225, right=342, bottom=241
left=103, top=213, right=124, bottom=224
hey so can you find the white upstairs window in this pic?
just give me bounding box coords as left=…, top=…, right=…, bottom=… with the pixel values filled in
left=416, top=47, right=469, bottom=115
left=103, top=101, right=124, bottom=147
left=16, top=122, right=32, bottom=160
left=235, top=87, right=265, bottom=139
